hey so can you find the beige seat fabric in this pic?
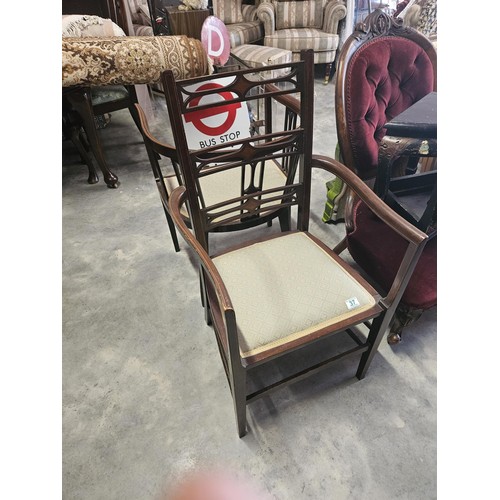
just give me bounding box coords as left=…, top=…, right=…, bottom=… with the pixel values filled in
left=213, top=232, right=376, bottom=358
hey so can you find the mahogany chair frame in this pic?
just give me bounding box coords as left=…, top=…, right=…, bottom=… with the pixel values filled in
left=163, top=51, right=429, bottom=436
left=135, top=75, right=302, bottom=252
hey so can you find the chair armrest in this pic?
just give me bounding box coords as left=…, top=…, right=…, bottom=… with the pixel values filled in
left=135, top=104, right=177, bottom=159
left=257, top=2, right=276, bottom=36
left=169, top=186, right=234, bottom=314
left=323, top=0, right=348, bottom=34
left=311, top=154, right=427, bottom=246
left=242, top=4, right=258, bottom=22
left=312, top=154, right=429, bottom=308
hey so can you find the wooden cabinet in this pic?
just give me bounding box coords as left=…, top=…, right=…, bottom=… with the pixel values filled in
left=165, top=7, right=210, bottom=40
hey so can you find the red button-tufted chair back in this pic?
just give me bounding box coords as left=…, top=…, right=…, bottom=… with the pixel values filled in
left=335, top=11, right=437, bottom=180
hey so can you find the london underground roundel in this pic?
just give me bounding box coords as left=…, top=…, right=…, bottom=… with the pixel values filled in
left=181, top=77, right=251, bottom=150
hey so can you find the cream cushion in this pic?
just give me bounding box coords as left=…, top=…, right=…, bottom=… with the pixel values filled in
left=212, top=232, right=377, bottom=358
left=61, top=14, right=126, bottom=37
left=231, top=44, right=292, bottom=77
left=275, top=0, right=324, bottom=30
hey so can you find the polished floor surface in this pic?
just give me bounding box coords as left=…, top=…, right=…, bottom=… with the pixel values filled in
left=62, top=71, right=437, bottom=499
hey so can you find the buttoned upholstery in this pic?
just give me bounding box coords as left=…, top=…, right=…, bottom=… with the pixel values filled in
left=345, top=36, right=434, bottom=178
left=329, top=10, right=437, bottom=343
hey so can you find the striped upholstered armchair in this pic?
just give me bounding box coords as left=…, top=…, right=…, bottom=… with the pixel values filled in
left=211, top=0, right=264, bottom=48
left=257, top=0, right=347, bottom=84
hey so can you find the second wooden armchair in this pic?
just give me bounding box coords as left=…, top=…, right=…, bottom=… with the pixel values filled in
left=158, top=51, right=429, bottom=437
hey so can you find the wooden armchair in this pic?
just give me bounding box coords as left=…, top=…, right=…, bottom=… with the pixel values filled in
left=257, top=0, right=347, bottom=84
left=329, top=9, right=437, bottom=343
left=161, top=50, right=429, bottom=436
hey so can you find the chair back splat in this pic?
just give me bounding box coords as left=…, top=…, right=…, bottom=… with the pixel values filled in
left=162, top=50, right=429, bottom=437
left=163, top=50, right=315, bottom=252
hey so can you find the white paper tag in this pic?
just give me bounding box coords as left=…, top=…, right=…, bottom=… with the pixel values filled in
left=345, top=297, right=360, bottom=310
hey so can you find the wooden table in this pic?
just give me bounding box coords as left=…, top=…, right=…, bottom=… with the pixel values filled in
left=374, top=91, right=437, bottom=233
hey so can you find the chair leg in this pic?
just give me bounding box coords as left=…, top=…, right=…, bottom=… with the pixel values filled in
left=162, top=206, right=181, bottom=252
left=198, top=267, right=212, bottom=325
left=278, top=207, right=291, bottom=232
left=69, top=127, right=99, bottom=184
left=65, top=88, right=119, bottom=188
left=356, top=312, right=391, bottom=380
left=231, top=367, right=247, bottom=438
left=387, top=304, right=425, bottom=345
left=323, top=63, right=333, bottom=85
left=128, top=103, right=144, bottom=138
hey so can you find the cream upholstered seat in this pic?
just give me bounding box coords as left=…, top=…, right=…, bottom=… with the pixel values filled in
left=213, top=232, right=377, bottom=360
left=161, top=52, right=430, bottom=437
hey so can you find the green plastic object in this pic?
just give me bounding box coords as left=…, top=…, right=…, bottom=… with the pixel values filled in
left=322, top=143, right=344, bottom=223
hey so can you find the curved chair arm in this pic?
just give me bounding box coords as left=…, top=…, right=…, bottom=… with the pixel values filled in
left=312, top=154, right=429, bottom=308
left=257, top=2, right=276, bottom=36
left=168, top=185, right=242, bottom=368
left=242, top=4, right=258, bottom=22
left=312, top=154, right=427, bottom=245
left=135, top=102, right=184, bottom=235
left=323, top=0, right=348, bottom=34
left=135, top=103, right=177, bottom=160
left=169, top=186, right=235, bottom=314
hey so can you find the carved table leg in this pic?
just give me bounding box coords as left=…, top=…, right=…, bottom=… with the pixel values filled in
left=387, top=304, right=425, bottom=345
left=65, top=88, right=119, bottom=188
left=71, top=127, right=99, bottom=184
left=63, top=110, right=99, bottom=184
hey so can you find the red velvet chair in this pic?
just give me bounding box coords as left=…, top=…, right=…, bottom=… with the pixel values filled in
left=331, top=9, right=437, bottom=344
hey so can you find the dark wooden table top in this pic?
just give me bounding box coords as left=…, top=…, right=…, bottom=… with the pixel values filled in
left=384, top=91, right=437, bottom=139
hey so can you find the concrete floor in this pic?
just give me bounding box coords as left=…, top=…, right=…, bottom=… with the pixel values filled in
left=62, top=71, right=437, bottom=499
